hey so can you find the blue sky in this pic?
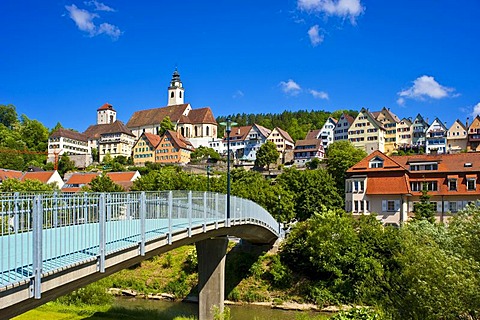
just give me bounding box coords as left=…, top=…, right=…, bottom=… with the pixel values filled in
left=1, top=0, right=480, bottom=131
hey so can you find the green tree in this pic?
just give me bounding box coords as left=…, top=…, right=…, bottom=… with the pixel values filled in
left=159, top=116, right=175, bottom=135
left=277, top=168, right=342, bottom=221
left=58, top=154, right=76, bottom=175
left=190, top=146, right=221, bottom=163
left=0, top=178, right=57, bottom=192
left=412, top=183, right=436, bottom=223
left=84, top=174, right=125, bottom=192
left=19, top=115, right=49, bottom=151
left=0, top=104, right=18, bottom=129
left=255, top=141, right=279, bottom=170
left=325, top=141, right=367, bottom=197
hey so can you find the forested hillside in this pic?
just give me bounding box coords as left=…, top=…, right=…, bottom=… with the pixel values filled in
left=217, top=109, right=358, bottom=141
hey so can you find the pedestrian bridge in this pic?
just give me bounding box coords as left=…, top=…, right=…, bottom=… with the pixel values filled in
left=0, top=191, right=282, bottom=319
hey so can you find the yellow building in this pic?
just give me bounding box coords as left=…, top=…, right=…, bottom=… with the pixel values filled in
left=132, top=132, right=161, bottom=166
left=155, top=130, right=194, bottom=164
left=447, top=119, right=468, bottom=153
left=373, top=107, right=400, bottom=155
left=349, top=108, right=386, bottom=154
left=396, top=117, right=413, bottom=150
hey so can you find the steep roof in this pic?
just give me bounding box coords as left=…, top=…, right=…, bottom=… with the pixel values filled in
left=107, top=171, right=139, bottom=182
left=126, top=104, right=190, bottom=128
left=305, top=129, right=321, bottom=140
left=294, top=139, right=324, bottom=150
left=143, top=132, right=161, bottom=148
left=21, top=171, right=57, bottom=183
left=449, top=119, right=467, bottom=132
left=253, top=124, right=272, bottom=138
left=64, top=172, right=100, bottom=185
left=347, top=150, right=406, bottom=173
left=84, top=120, right=134, bottom=140
left=227, top=125, right=252, bottom=141
left=97, top=103, right=115, bottom=112
left=165, top=130, right=194, bottom=150
left=0, top=169, right=23, bottom=182
left=50, top=128, right=88, bottom=142
left=276, top=127, right=294, bottom=143
left=342, top=113, right=355, bottom=125
left=186, top=108, right=217, bottom=124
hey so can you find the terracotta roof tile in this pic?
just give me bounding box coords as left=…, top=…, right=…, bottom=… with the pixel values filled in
left=143, top=133, right=161, bottom=148
left=84, top=120, right=133, bottom=140
left=366, top=175, right=409, bottom=194
left=187, top=108, right=217, bottom=124
left=275, top=127, right=294, bottom=143
left=50, top=128, right=88, bottom=142
left=305, top=129, right=321, bottom=140
left=97, top=103, right=115, bottom=111
left=21, top=171, right=55, bottom=183
left=0, top=169, right=23, bottom=182
left=165, top=130, right=194, bottom=150
left=64, top=173, right=100, bottom=185
left=126, top=104, right=190, bottom=128
left=106, top=171, right=139, bottom=182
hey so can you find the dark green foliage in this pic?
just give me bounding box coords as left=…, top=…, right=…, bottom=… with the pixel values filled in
left=85, top=174, right=125, bottom=192
left=58, top=154, right=76, bottom=175
left=254, top=141, right=280, bottom=170
left=412, top=183, right=436, bottom=223
left=217, top=109, right=358, bottom=141
left=331, top=308, right=381, bottom=320
left=159, top=116, right=175, bottom=135
left=0, top=178, right=58, bottom=192
left=164, top=271, right=190, bottom=298
left=56, top=282, right=113, bottom=306
left=190, top=146, right=221, bottom=163
left=0, top=104, right=18, bottom=129
left=325, top=140, right=367, bottom=197
left=276, top=168, right=342, bottom=221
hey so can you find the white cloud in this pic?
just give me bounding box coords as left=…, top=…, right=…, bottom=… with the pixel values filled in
left=309, top=89, right=329, bottom=100
left=65, top=3, right=121, bottom=40
left=308, top=25, right=324, bottom=46
left=65, top=4, right=98, bottom=35
left=98, top=23, right=121, bottom=39
left=397, top=75, right=455, bottom=103
left=85, top=0, right=115, bottom=12
left=233, top=90, right=244, bottom=99
left=279, top=79, right=302, bottom=96
left=298, top=0, right=364, bottom=23
left=471, top=102, right=480, bottom=117
left=396, top=97, right=405, bottom=106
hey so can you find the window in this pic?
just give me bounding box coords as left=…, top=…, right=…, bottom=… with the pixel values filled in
left=449, top=179, right=457, bottom=191
left=387, top=201, right=395, bottom=211
left=410, top=181, right=438, bottom=191
left=467, top=178, right=476, bottom=191
left=382, top=200, right=400, bottom=212
left=449, top=201, right=458, bottom=213
left=410, top=162, right=438, bottom=171
left=171, top=92, right=174, bottom=98
left=369, top=157, right=384, bottom=168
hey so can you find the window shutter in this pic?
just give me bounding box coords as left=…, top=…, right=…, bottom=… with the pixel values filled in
left=437, top=202, right=442, bottom=212
left=394, top=200, right=400, bottom=211
left=382, top=200, right=387, bottom=212
left=443, top=201, right=449, bottom=212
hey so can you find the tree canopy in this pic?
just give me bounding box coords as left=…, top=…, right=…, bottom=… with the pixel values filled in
left=254, top=141, right=279, bottom=170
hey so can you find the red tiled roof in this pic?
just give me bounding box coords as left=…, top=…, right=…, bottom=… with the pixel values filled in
left=143, top=133, right=161, bottom=148
left=0, top=169, right=23, bottom=182
left=187, top=108, right=217, bottom=124
left=126, top=104, right=190, bottom=128
left=275, top=127, right=294, bottom=143
left=366, top=175, right=409, bottom=194
left=165, top=130, right=194, bottom=150
left=84, top=121, right=133, bottom=140
left=294, top=139, right=324, bottom=149
left=21, top=171, right=55, bottom=183
left=305, top=129, right=321, bottom=140
left=64, top=173, right=100, bottom=185
left=106, top=171, right=138, bottom=182
left=97, top=103, right=115, bottom=111
left=347, top=150, right=406, bottom=173
left=50, top=128, right=88, bottom=142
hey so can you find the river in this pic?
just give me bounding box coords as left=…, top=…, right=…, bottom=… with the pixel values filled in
left=109, top=297, right=331, bottom=320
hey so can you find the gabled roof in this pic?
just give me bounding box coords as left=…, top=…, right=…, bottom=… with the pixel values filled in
left=253, top=124, right=272, bottom=139
left=50, top=128, right=88, bottom=142
left=294, top=139, right=324, bottom=150
left=0, top=169, right=23, bottom=182
left=164, top=130, right=194, bottom=150
left=398, top=117, right=412, bottom=125
left=375, top=107, right=400, bottom=123
left=97, top=103, right=115, bottom=112
left=305, top=129, right=321, bottom=140
left=448, top=119, right=467, bottom=132
left=84, top=120, right=134, bottom=140
left=107, top=171, right=139, bottom=182
left=426, top=117, right=448, bottom=132
left=142, top=132, right=161, bottom=148
left=347, top=150, right=406, bottom=173
left=358, top=108, right=385, bottom=130
left=275, top=127, right=294, bottom=143
left=64, top=172, right=100, bottom=185
left=339, top=113, right=355, bottom=125
left=126, top=104, right=190, bottom=128
left=186, top=108, right=217, bottom=124
left=228, top=125, right=251, bottom=141
left=21, top=171, right=57, bottom=183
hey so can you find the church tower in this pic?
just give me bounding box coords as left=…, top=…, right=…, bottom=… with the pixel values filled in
left=97, top=103, right=116, bottom=125
left=167, top=68, right=185, bottom=106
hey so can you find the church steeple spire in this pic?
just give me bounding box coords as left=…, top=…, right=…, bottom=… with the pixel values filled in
left=167, top=67, right=184, bottom=106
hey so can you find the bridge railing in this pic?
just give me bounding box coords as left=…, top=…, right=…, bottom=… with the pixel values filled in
left=0, top=191, right=281, bottom=297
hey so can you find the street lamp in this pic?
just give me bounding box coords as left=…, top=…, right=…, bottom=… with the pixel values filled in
left=219, top=117, right=237, bottom=222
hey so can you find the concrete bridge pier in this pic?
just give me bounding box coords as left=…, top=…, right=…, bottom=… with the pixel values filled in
left=196, top=237, right=228, bottom=320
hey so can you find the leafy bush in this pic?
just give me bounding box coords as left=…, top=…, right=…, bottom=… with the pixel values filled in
left=57, top=282, right=112, bottom=306
left=164, top=271, right=190, bottom=298
left=331, top=308, right=381, bottom=320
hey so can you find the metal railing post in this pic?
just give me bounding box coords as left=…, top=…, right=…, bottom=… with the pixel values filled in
left=32, top=195, right=43, bottom=299
left=13, top=192, right=19, bottom=233
left=140, top=192, right=146, bottom=256
left=188, top=191, right=192, bottom=237
left=215, top=193, right=219, bottom=229
left=168, top=191, right=173, bottom=245
left=99, top=193, right=106, bottom=273
left=225, top=194, right=229, bottom=227
left=106, top=193, right=111, bottom=221
left=203, top=192, right=207, bottom=232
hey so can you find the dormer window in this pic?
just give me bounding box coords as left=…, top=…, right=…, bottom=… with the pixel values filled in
left=369, top=156, right=384, bottom=168
left=410, top=162, right=438, bottom=171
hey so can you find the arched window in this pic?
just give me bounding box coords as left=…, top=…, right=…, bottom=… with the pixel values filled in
left=206, top=126, right=210, bottom=136
left=181, top=127, right=185, bottom=136
left=171, top=92, right=174, bottom=98
left=195, top=126, right=198, bottom=137
left=179, top=91, right=182, bottom=98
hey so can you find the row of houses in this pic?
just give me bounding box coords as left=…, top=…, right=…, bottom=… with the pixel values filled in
left=346, top=151, right=480, bottom=226
left=0, top=168, right=139, bottom=192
